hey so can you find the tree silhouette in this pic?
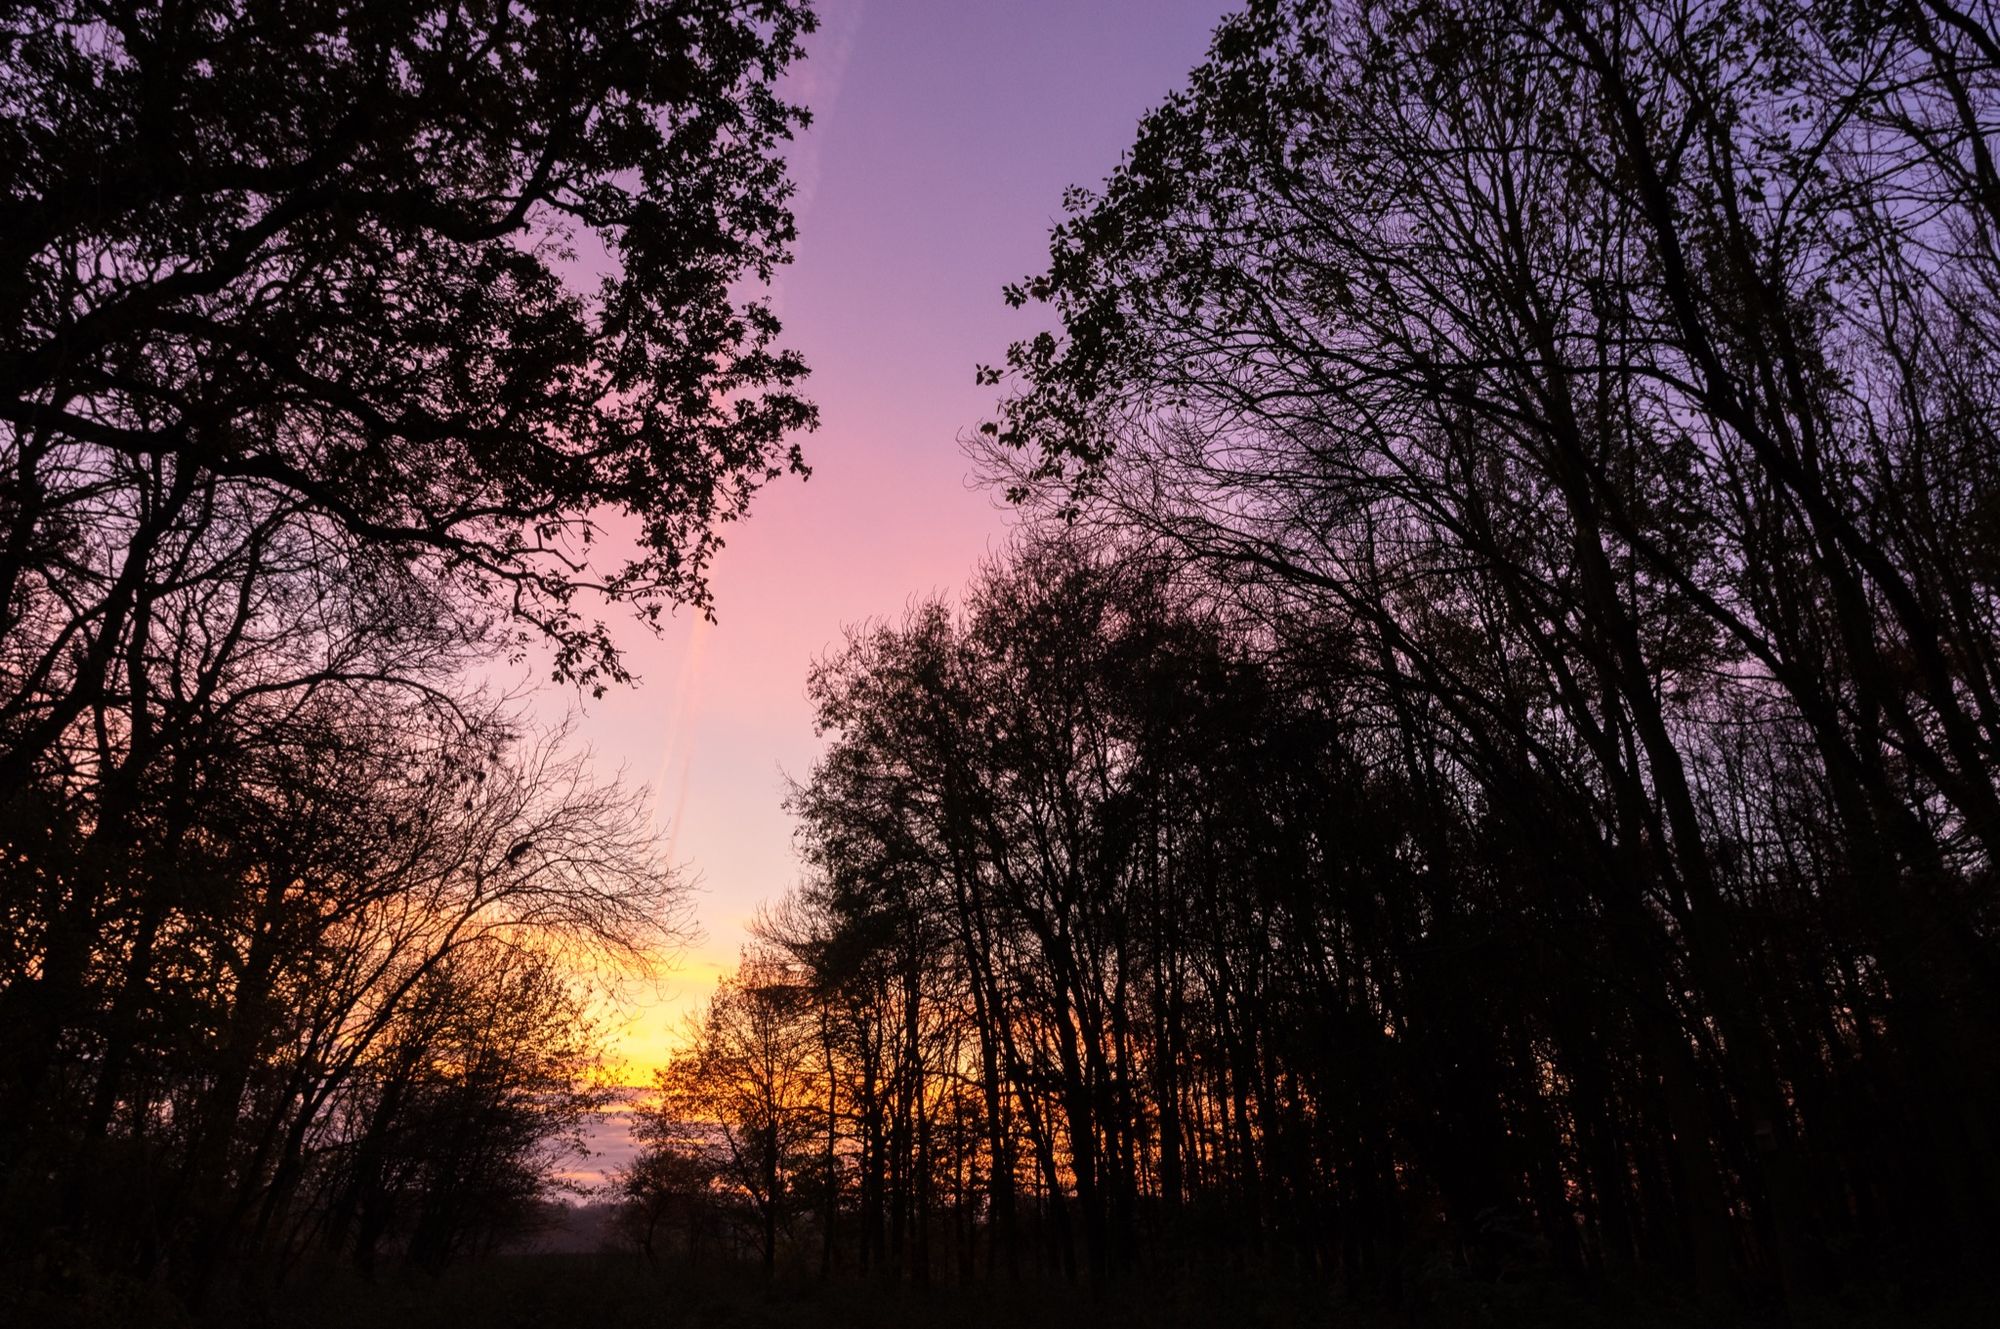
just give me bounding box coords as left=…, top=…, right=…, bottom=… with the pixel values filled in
left=0, top=0, right=812, bottom=1305
left=623, top=1, right=2000, bottom=1313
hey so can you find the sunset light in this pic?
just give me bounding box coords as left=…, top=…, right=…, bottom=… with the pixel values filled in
left=5, top=1, right=2000, bottom=1326
left=551, top=0, right=1231, bottom=1076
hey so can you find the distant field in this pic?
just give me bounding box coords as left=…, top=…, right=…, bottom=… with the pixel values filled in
left=549, top=1089, right=646, bottom=1192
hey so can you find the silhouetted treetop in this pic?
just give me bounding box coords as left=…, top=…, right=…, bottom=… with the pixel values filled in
left=952, top=0, right=2000, bottom=1305
left=1, top=0, right=818, bottom=685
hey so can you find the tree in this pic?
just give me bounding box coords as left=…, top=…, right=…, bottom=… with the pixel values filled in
left=648, top=951, right=823, bottom=1272
left=1, top=0, right=818, bottom=704
left=0, top=1, right=809, bottom=1302
left=977, top=0, right=2000, bottom=1302
left=315, top=940, right=610, bottom=1271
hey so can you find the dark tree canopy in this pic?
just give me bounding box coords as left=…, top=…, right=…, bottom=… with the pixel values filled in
left=11, top=0, right=2000, bottom=1320
left=1, top=0, right=817, bottom=686
left=0, top=1, right=809, bottom=1310
left=960, top=0, right=2000, bottom=1307
left=609, top=0, right=2000, bottom=1316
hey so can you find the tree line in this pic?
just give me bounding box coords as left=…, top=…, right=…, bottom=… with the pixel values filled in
left=626, top=0, right=2000, bottom=1314
left=0, top=0, right=814, bottom=1308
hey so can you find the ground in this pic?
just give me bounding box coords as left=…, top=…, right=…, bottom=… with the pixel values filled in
left=15, top=1254, right=1998, bottom=1329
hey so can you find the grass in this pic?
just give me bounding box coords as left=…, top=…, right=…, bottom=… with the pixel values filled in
left=10, top=1252, right=1998, bottom=1328
left=247, top=1257, right=1389, bottom=1329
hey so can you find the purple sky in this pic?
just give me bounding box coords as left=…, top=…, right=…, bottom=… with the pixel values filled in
left=549, top=0, right=1231, bottom=1073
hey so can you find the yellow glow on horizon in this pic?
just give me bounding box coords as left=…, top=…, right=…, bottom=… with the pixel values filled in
left=595, top=946, right=734, bottom=1082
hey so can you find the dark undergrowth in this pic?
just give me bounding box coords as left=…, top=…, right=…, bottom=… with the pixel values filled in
left=6, top=1254, right=1997, bottom=1329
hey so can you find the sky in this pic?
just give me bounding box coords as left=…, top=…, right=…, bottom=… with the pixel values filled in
left=543, top=0, right=1233, bottom=1081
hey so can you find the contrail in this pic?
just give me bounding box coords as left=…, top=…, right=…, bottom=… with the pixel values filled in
left=661, top=748, right=695, bottom=872
left=648, top=613, right=711, bottom=846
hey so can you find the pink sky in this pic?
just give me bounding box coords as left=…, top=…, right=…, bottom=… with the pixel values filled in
left=543, top=0, right=1231, bottom=1075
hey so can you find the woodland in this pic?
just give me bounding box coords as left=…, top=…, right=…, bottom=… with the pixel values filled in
left=4, top=1, right=2000, bottom=1326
